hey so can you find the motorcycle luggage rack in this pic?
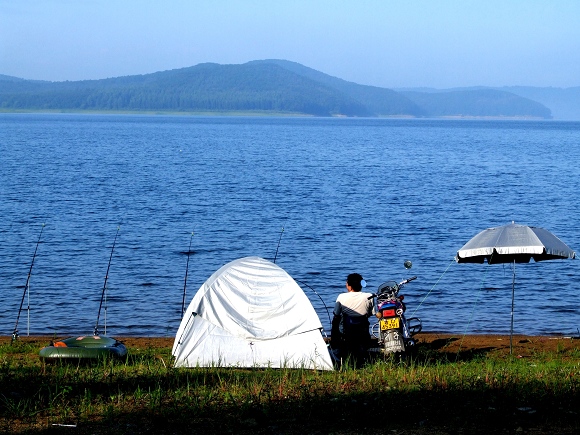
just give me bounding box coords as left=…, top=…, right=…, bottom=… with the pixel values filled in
left=377, top=294, right=397, bottom=304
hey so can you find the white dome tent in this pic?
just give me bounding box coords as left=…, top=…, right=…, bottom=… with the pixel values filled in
left=172, top=256, right=334, bottom=370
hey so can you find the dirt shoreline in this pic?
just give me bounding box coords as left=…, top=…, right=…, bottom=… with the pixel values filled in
left=4, top=332, right=579, bottom=357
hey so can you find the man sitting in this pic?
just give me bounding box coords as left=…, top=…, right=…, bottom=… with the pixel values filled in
left=331, top=273, right=374, bottom=360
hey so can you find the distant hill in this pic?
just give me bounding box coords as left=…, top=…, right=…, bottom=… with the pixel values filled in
left=500, top=86, right=580, bottom=121
left=399, top=89, right=552, bottom=119
left=0, top=74, right=29, bottom=82
left=0, top=61, right=554, bottom=118
left=249, top=60, right=422, bottom=116
left=398, top=86, right=579, bottom=120
left=0, top=63, right=373, bottom=116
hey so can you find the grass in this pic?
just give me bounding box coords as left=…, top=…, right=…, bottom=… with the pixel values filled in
left=1, top=338, right=579, bottom=434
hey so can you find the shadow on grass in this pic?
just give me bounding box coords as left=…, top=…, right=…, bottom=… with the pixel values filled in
left=3, top=339, right=580, bottom=434
left=11, top=386, right=579, bottom=435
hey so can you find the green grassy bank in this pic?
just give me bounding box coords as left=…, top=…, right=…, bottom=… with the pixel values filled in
left=1, top=336, right=579, bottom=434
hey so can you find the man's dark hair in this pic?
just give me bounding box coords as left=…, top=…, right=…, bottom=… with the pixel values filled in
left=346, top=273, right=364, bottom=292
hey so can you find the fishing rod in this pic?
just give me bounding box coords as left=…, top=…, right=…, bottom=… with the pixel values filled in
left=273, top=226, right=285, bottom=264
left=12, top=223, right=45, bottom=343
left=270, top=226, right=332, bottom=327
left=94, top=227, right=120, bottom=336
left=181, top=231, right=195, bottom=319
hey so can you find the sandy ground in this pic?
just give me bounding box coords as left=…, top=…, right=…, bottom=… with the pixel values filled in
left=415, top=332, right=580, bottom=357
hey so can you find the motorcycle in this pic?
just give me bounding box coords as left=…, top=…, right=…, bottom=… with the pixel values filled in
left=368, top=275, right=422, bottom=357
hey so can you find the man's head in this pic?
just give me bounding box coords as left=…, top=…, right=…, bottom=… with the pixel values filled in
left=346, top=273, right=365, bottom=292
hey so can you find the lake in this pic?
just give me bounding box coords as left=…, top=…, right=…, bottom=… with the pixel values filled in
left=1, top=114, right=578, bottom=338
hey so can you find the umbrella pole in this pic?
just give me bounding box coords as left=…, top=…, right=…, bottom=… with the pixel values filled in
left=510, top=260, right=515, bottom=355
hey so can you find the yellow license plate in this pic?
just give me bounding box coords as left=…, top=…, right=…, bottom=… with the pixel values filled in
left=380, top=317, right=400, bottom=330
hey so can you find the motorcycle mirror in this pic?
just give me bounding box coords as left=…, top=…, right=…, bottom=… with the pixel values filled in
left=404, top=260, right=412, bottom=270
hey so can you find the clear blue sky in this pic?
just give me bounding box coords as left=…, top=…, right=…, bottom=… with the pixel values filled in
left=1, top=0, right=579, bottom=88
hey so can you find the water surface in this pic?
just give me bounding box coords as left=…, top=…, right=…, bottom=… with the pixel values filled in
left=1, top=114, right=578, bottom=337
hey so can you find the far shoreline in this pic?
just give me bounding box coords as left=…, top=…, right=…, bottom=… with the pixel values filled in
left=0, top=109, right=556, bottom=120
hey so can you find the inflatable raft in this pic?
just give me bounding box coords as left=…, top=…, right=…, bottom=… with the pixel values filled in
left=39, top=335, right=127, bottom=361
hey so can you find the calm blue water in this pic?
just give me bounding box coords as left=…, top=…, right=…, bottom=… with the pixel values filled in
left=1, top=114, right=579, bottom=337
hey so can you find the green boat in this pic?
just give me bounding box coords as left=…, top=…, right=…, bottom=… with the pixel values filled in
left=39, top=335, right=128, bottom=360
left=35, top=230, right=129, bottom=362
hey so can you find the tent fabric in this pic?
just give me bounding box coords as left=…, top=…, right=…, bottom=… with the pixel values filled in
left=172, top=256, right=334, bottom=370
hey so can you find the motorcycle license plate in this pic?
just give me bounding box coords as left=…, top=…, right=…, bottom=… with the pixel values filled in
left=380, top=317, right=399, bottom=330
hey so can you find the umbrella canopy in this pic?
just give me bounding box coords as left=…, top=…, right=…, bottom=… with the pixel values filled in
left=456, top=222, right=575, bottom=264
left=455, top=222, right=575, bottom=353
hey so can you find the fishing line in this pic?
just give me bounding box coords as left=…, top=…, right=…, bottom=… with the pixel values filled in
left=295, top=279, right=332, bottom=326
left=273, top=226, right=285, bottom=264
left=271, top=226, right=331, bottom=327
left=455, top=261, right=491, bottom=360
left=409, top=258, right=455, bottom=317
left=12, top=223, right=45, bottom=343
left=94, top=227, right=120, bottom=336
left=182, top=230, right=195, bottom=319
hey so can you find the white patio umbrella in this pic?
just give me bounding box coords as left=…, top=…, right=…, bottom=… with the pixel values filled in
left=456, top=222, right=575, bottom=352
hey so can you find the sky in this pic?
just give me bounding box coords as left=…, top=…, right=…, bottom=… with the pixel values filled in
left=1, top=0, right=579, bottom=89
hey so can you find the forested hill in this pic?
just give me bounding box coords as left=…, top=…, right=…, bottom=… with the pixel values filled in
left=248, top=59, right=421, bottom=116
left=0, top=74, right=27, bottom=82
left=0, top=61, right=552, bottom=118
left=400, top=89, right=552, bottom=119
left=498, top=86, right=580, bottom=121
